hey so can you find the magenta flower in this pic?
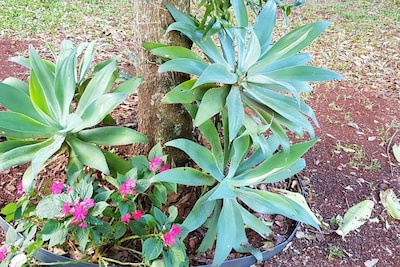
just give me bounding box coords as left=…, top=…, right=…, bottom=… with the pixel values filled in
left=0, top=246, right=7, bottom=260
left=149, top=157, right=163, bottom=172
left=73, top=203, right=88, bottom=221
left=82, top=198, right=94, bottom=209
left=62, top=202, right=72, bottom=214
left=17, top=182, right=24, bottom=195
left=132, top=210, right=143, bottom=220
left=120, top=179, right=136, bottom=195
left=162, top=224, right=181, bottom=246
left=162, top=231, right=176, bottom=246
left=78, top=221, right=88, bottom=228
left=50, top=181, right=64, bottom=194
left=121, top=213, right=131, bottom=223
left=159, top=165, right=170, bottom=173
left=170, top=224, right=181, bottom=236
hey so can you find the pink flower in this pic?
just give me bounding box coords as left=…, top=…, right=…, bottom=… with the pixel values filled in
left=78, top=221, right=87, bottom=228
left=119, top=179, right=136, bottom=195
left=82, top=198, right=94, bottom=209
left=73, top=203, right=88, bottom=221
left=132, top=210, right=143, bottom=220
left=0, top=246, right=7, bottom=260
left=170, top=224, right=181, bottom=236
left=159, top=165, right=170, bottom=173
left=67, top=186, right=74, bottom=193
left=162, top=224, right=181, bottom=246
left=17, top=182, right=24, bottom=194
left=50, top=181, right=64, bottom=194
left=149, top=157, right=163, bottom=172
left=121, top=213, right=131, bottom=223
left=162, top=232, right=176, bottom=246
left=62, top=202, right=72, bottom=214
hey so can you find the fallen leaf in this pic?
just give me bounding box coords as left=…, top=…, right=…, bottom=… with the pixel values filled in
left=380, top=189, right=400, bottom=220
left=364, top=258, right=379, bottom=267
left=336, top=200, right=374, bottom=238
left=393, top=144, right=400, bottom=163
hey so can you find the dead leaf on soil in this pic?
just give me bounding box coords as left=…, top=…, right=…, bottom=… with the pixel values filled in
left=393, top=143, right=400, bottom=163
left=364, top=258, right=379, bottom=267
left=336, top=200, right=374, bottom=239
left=380, top=189, right=400, bottom=220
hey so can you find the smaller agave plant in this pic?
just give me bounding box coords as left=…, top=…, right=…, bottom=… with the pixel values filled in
left=0, top=41, right=147, bottom=191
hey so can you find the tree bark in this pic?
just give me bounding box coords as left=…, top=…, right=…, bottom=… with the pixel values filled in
left=131, top=0, right=192, bottom=165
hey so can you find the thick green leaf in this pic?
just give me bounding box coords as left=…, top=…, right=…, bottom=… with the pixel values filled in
left=214, top=199, right=237, bottom=265
left=254, top=0, right=276, bottom=54
left=193, top=63, right=237, bottom=88
left=165, top=3, right=196, bottom=25
left=276, top=189, right=321, bottom=229
left=31, top=135, right=65, bottom=177
left=0, top=82, right=45, bottom=123
left=142, top=41, right=168, bottom=51
left=159, top=58, right=208, bottom=76
left=238, top=204, right=272, bottom=238
left=249, top=53, right=312, bottom=75
left=264, top=158, right=306, bottom=183
left=0, top=139, right=52, bottom=172
left=0, top=111, right=54, bottom=139
left=232, top=140, right=316, bottom=186
left=219, top=30, right=236, bottom=67
left=75, top=60, right=117, bottom=116
left=194, top=86, right=229, bottom=127
left=260, top=21, right=332, bottom=64
left=226, top=86, right=244, bottom=141
left=150, top=46, right=203, bottom=61
left=184, top=104, right=224, bottom=167
left=112, top=76, right=143, bottom=94
left=231, top=0, right=248, bottom=27
left=336, top=200, right=374, bottom=238
left=29, top=46, right=60, bottom=119
left=78, top=41, right=97, bottom=83
left=55, top=47, right=77, bottom=125
left=150, top=167, right=215, bottom=186
left=66, top=135, right=110, bottom=174
left=77, top=127, right=147, bottom=146
left=197, top=200, right=221, bottom=252
left=73, top=93, right=127, bottom=132
left=163, top=80, right=197, bottom=104
left=265, top=66, right=345, bottom=81
left=166, top=139, right=224, bottom=180
left=239, top=31, right=261, bottom=72
left=0, top=140, right=39, bottom=153
left=226, top=135, right=250, bottom=179
left=208, top=179, right=236, bottom=200
left=36, top=195, right=62, bottom=218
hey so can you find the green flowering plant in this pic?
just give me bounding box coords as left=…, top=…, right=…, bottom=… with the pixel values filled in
left=1, top=145, right=186, bottom=266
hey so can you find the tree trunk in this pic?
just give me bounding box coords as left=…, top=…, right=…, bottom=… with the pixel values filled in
left=131, top=0, right=192, bottom=165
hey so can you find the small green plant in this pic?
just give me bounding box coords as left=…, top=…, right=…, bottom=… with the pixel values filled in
left=327, top=245, right=343, bottom=260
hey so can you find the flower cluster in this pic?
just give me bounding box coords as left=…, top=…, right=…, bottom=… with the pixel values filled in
left=162, top=224, right=182, bottom=246
left=120, top=179, right=136, bottom=195
left=149, top=157, right=169, bottom=173
left=0, top=246, right=7, bottom=260
left=61, top=198, right=95, bottom=228
left=121, top=210, right=143, bottom=223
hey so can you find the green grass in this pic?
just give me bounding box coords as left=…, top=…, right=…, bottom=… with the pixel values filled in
left=0, top=0, right=136, bottom=38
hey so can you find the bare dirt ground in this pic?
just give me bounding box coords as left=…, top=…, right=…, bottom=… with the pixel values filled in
left=1, top=36, right=400, bottom=267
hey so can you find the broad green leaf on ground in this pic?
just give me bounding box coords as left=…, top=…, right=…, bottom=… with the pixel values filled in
left=336, top=199, right=374, bottom=238
left=380, top=189, right=400, bottom=220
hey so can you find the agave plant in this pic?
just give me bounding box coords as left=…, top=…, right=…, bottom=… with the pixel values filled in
left=0, top=40, right=147, bottom=190
left=146, top=0, right=344, bottom=152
